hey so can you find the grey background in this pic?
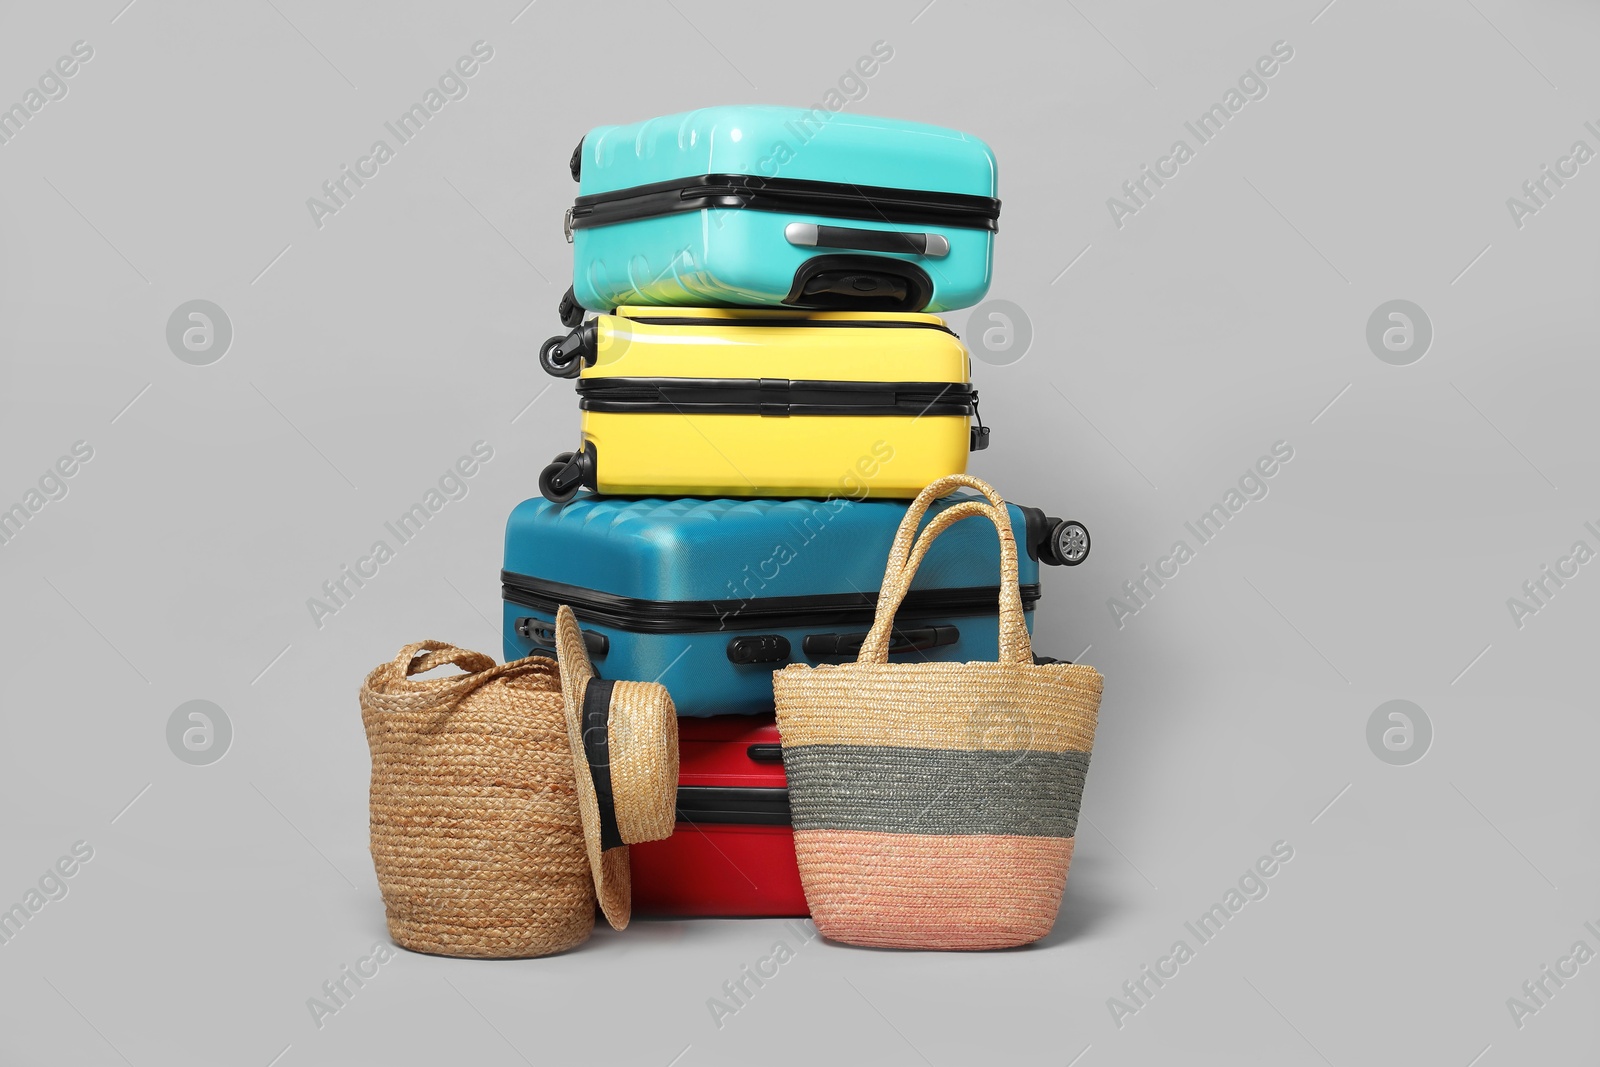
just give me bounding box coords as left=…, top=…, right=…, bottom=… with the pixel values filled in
left=1, top=0, right=1596, bottom=1064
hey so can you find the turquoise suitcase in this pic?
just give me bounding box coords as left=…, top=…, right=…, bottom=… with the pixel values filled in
left=559, top=106, right=1000, bottom=323
left=502, top=493, right=1089, bottom=717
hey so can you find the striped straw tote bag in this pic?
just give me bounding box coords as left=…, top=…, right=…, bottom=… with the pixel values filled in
left=772, top=474, right=1104, bottom=950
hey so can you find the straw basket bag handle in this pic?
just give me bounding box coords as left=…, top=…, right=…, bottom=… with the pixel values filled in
left=858, top=475, right=1032, bottom=665
left=366, top=640, right=550, bottom=714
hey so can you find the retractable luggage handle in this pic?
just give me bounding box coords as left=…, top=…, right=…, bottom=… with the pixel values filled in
left=785, top=222, right=950, bottom=258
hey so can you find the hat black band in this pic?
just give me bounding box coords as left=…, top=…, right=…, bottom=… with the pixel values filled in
left=581, top=678, right=624, bottom=850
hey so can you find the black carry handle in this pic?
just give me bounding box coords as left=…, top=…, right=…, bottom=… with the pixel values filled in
left=785, top=222, right=950, bottom=257
left=746, top=744, right=784, bottom=764
left=514, top=616, right=610, bottom=657
left=784, top=255, right=934, bottom=312
left=802, top=624, right=959, bottom=658
left=673, top=785, right=791, bottom=825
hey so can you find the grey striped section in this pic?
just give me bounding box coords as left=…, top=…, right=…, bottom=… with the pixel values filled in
left=783, top=744, right=1090, bottom=838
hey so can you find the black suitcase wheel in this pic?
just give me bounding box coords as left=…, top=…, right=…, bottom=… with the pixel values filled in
left=539, top=451, right=583, bottom=504
left=539, top=334, right=582, bottom=379
left=557, top=285, right=585, bottom=328
left=1047, top=520, right=1091, bottom=566
left=569, top=137, right=584, bottom=182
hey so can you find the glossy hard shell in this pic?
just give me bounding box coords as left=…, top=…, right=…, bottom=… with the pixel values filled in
left=570, top=307, right=976, bottom=499
left=570, top=106, right=997, bottom=312
left=630, top=716, right=808, bottom=917
left=501, top=493, right=1040, bottom=717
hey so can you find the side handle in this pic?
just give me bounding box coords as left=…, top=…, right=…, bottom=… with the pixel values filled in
left=785, top=222, right=950, bottom=258
left=802, top=624, right=959, bottom=658
left=515, top=617, right=609, bottom=657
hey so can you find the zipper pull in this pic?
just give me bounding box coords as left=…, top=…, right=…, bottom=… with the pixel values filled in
left=969, top=391, right=990, bottom=451
left=563, top=206, right=574, bottom=243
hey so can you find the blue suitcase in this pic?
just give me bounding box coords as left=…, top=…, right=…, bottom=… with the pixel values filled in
left=558, top=106, right=1000, bottom=324
left=502, top=493, right=1088, bottom=717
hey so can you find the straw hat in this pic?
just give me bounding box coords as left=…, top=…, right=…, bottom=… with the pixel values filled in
left=554, top=605, right=679, bottom=929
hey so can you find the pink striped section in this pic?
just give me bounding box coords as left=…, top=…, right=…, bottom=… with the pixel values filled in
left=793, top=830, right=1074, bottom=950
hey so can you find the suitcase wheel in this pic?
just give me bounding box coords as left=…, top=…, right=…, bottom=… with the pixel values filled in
left=539, top=450, right=591, bottom=504
left=540, top=334, right=583, bottom=378
left=569, top=137, right=584, bottom=182
left=1045, top=520, right=1091, bottom=566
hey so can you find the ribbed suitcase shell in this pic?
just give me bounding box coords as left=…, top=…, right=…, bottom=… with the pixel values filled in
left=501, top=492, right=1042, bottom=717
left=568, top=106, right=998, bottom=313
left=548, top=307, right=980, bottom=500
left=630, top=716, right=807, bottom=918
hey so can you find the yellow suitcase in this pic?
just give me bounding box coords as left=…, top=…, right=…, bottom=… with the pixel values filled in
left=537, top=307, right=986, bottom=501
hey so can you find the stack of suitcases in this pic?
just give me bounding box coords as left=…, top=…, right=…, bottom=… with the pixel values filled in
left=502, top=106, right=1091, bottom=917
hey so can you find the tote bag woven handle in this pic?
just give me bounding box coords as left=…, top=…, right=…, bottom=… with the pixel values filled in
left=858, top=497, right=1032, bottom=665
left=877, top=474, right=1010, bottom=593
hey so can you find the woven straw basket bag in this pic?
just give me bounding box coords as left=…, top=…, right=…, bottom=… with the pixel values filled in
left=773, top=475, right=1104, bottom=950
left=360, top=642, right=596, bottom=958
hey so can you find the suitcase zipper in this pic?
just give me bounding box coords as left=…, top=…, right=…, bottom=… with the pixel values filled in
left=618, top=313, right=957, bottom=335
left=541, top=314, right=958, bottom=380
left=500, top=571, right=1040, bottom=633
left=571, top=173, right=1000, bottom=233
left=575, top=377, right=975, bottom=417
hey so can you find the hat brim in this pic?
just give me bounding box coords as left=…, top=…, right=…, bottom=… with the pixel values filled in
left=555, top=605, right=632, bottom=930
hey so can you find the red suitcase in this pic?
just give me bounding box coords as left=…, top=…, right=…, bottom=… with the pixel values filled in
left=630, top=716, right=809, bottom=918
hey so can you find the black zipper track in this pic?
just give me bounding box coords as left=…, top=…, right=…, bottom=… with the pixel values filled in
left=572, top=173, right=1000, bottom=232
left=674, top=785, right=791, bottom=826
left=576, top=377, right=974, bottom=417
left=618, top=313, right=957, bottom=336
left=501, top=571, right=1038, bottom=634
